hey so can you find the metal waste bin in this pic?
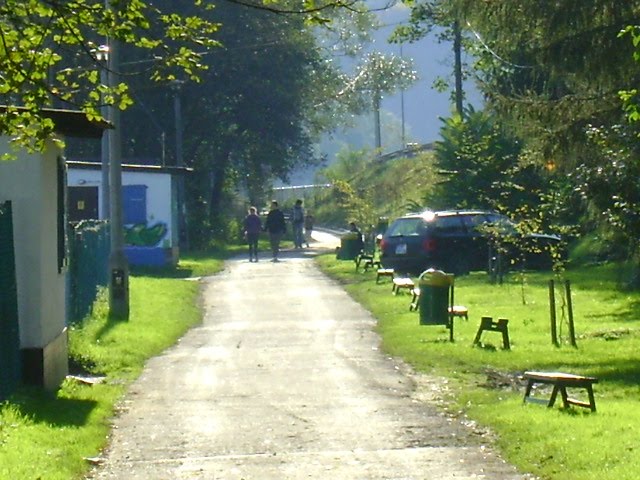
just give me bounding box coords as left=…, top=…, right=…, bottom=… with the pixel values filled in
left=418, top=269, right=453, bottom=326
left=337, top=232, right=362, bottom=260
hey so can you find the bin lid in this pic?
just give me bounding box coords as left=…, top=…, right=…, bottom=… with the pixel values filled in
left=419, top=268, right=453, bottom=286
left=341, top=232, right=360, bottom=240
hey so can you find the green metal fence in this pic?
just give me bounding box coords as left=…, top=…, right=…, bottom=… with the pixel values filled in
left=0, top=201, right=20, bottom=400
left=67, top=220, right=110, bottom=324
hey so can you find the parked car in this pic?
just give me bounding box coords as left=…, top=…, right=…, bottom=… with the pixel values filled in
left=379, top=210, right=563, bottom=275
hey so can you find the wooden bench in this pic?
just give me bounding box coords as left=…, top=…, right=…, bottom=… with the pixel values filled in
left=363, top=258, right=382, bottom=272
left=523, top=371, right=598, bottom=412
left=473, top=316, right=510, bottom=350
left=392, top=277, right=415, bottom=295
left=376, top=268, right=395, bottom=283
left=355, top=253, right=381, bottom=272
left=409, top=288, right=468, bottom=319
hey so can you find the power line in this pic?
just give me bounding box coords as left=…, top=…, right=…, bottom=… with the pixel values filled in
left=466, top=21, right=534, bottom=70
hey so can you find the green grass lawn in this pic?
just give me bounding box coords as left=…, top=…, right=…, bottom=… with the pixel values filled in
left=316, top=255, right=640, bottom=480
left=0, top=249, right=232, bottom=480
left=2, top=245, right=637, bottom=479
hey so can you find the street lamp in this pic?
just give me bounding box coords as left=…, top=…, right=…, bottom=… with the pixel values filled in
left=96, top=45, right=110, bottom=220
left=106, top=39, right=129, bottom=320
left=171, top=80, right=188, bottom=250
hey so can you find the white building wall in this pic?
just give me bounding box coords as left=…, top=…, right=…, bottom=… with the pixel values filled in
left=0, top=137, right=68, bottom=389
left=0, top=138, right=67, bottom=347
left=67, top=167, right=174, bottom=247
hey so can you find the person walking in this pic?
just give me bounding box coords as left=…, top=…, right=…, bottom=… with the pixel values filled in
left=291, top=199, right=305, bottom=249
left=304, top=211, right=314, bottom=248
left=243, top=206, right=262, bottom=262
left=264, top=200, right=287, bottom=262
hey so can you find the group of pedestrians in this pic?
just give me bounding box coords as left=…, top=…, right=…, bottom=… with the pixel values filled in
left=243, top=199, right=314, bottom=262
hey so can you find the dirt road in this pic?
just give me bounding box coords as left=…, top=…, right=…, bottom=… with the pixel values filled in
left=88, top=232, right=529, bottom=479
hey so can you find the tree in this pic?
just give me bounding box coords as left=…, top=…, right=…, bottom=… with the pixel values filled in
left=0, top=0, right=220, bottom=153
left=573, top=123, right=640, bottom=269
left=451, top=0, right=640, bottom=170
left=427, top=106, right=543, bottom=212
left=346, top=52, right=418, bottom=149
left=391, top=0, right=466, bottom=117
left=0, top=0, right=381, bottom=155
left=104, top=1, right=363, bottom=245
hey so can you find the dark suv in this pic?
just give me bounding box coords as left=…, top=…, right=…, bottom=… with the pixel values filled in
left=379, top=210, right=562, bottom=275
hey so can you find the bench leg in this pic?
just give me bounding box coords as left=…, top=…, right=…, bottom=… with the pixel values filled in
left=559, top=386, right=570, bottom=409
left=548, top=385, right=560, bottom=408
left=502, top=329, right=510, bottom=350
left=587, top=385, right=597, bottom=412
left=523, top=380, right=534, bottom=402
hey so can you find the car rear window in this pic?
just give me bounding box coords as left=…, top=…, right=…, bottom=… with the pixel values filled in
left=482, top=214, right=517, bottom=235
left=386, top=218, right=425, bottom=237
left=431, top=215, right=465, bottom=233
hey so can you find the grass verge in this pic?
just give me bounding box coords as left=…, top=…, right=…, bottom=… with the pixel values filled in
left=0, top=249, right=233, bottom=480
left=316, top=255, right=640, bottom=480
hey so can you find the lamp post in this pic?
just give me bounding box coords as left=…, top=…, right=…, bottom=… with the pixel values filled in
left=96, top=45, right=110, bottom=220
left=106, top=38, right=129, bottom=320
left=171, top=80, right=188, bottom=250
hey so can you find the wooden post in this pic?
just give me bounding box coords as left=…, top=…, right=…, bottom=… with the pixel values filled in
left=448, top=283, right=455, bottom=342
left=549, top=280, right=559, bottom=346
left=565, top=279, right=577, bottom=347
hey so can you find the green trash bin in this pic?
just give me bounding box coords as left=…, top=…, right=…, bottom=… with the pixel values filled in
left=418, top=269, right=453, bottom=326
left=337, top=232, right=362, bottom=260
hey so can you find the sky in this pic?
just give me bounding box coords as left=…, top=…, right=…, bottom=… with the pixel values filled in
left=373, top=2, right=482, bottom=146
left=287, top=3, right=483, bottom=184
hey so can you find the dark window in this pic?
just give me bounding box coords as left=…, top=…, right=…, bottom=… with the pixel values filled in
left=68, top=186, right=99, bottom=222
left=432, top=215, right=465, bottom=234
left=387, top=218, right=424, bottom=237
left=123, top=185, right=147, bottom=224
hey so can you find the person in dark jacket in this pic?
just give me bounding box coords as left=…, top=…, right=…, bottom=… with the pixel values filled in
left=264, top=200, right=287, bottom=262
left=243, top=206, right=262, bottom=262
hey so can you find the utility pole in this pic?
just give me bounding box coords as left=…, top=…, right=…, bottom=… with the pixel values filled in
left=107, top=36, right=130, bottom=320
left=97, top=45, right=110, bottom=220
left=399, top=44, right=406, bottom=148
left=373, top=89, right=382, bottom=150
left=172, top=80, right=188, bottom=250
left=453, top=20, right=464, bottom=118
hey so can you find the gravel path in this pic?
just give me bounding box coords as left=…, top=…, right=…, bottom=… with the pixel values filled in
left=87, top=232, right=530, bottom=479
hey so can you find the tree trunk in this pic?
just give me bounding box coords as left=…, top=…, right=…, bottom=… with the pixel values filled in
left=209, top=164, right=227, bottom=225
left=453, top=20, right=464, bottom=118
left=373, top=90, right=381, bottom=150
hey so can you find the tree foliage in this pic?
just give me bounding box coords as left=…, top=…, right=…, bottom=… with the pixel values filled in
left=428, top=106, right=544, bottom=212
left=0, top=0, right=220, bottom=151
left=573, top=124, right=640, bottom=258
left=452, top=0, right=640, bottom=168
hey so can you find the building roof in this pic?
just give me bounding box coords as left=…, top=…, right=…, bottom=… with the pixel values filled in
left=67, top=160, right=192, bottom=175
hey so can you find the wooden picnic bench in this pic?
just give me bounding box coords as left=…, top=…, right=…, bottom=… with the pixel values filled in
left=522, top=371, right=598, bottom=412
left=355, top=252, right=381, bottom=272
left=376, top=268, right=395, bottom=283
left=473, top=316, right=510, bottom=349
left=392, top=276, right=415, bottom=295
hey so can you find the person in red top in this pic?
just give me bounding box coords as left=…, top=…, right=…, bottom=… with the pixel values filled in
left=243, top=206, right=262, bottom=262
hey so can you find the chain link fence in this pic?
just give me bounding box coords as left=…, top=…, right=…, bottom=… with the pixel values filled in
left=67, top=220, right=110, bottom=324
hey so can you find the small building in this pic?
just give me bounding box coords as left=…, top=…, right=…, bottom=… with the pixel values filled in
left=66, top=161, right=188, bottom=266
left=0, top=108, right=107, bottom=392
